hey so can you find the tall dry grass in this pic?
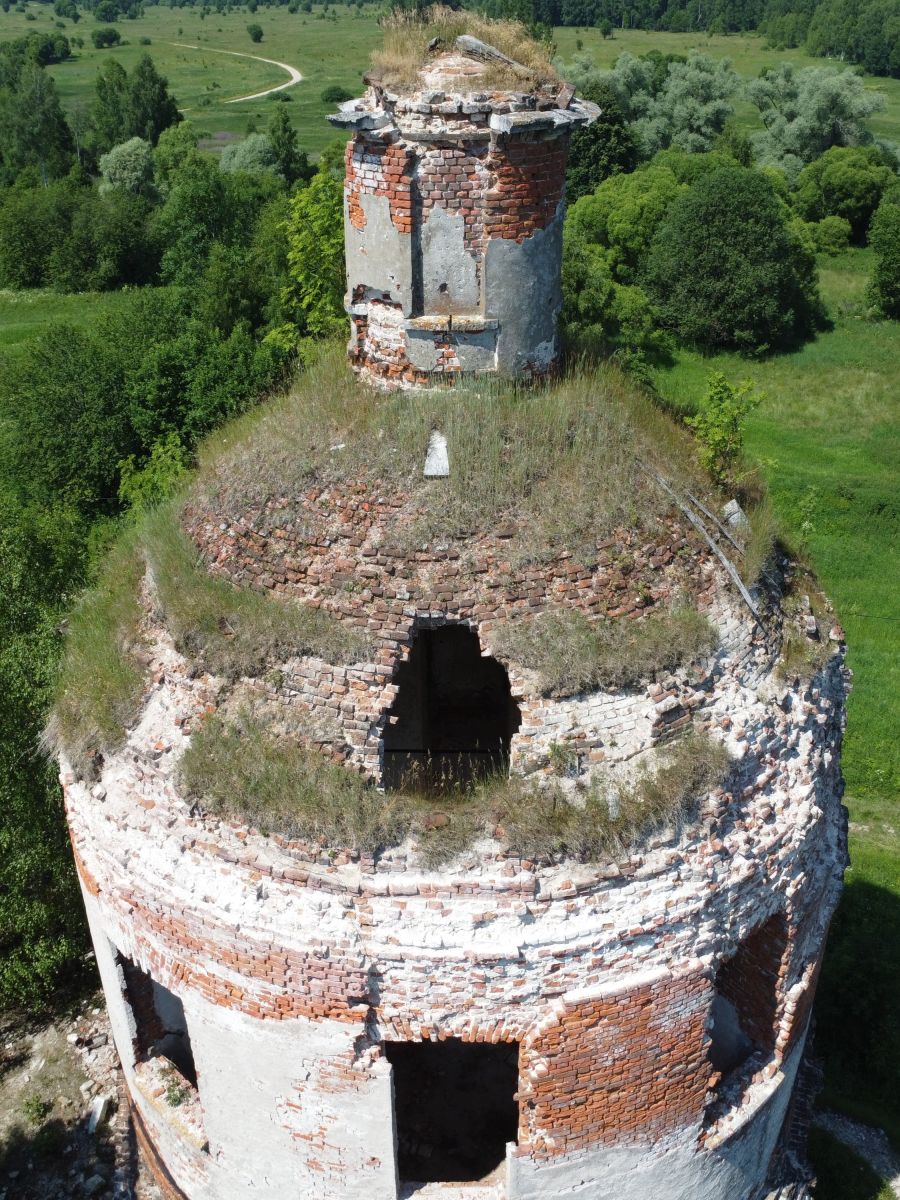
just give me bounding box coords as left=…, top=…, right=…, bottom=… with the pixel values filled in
left=371, top=6, right=558, bottom=92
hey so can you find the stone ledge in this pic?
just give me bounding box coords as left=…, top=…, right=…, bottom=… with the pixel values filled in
left=406, top=314, right=499, bottom=333
left=133, top=1058, right=208, bottom=1154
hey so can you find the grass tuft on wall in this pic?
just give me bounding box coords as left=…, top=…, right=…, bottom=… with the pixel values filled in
left=493, top=605, right=718, bottom=696
left=179, top=711, right=729, bottom=865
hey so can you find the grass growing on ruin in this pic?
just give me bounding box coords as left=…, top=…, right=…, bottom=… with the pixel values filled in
left=179, top=711, right=729, bottom=865
left=46, top=502, right=369, bottom=766
left=493, top=606, right=718, bottom=697
left=44, top=533, right=146, bottom=769
left=143, top=504, right=369, bottom=679
left=194, top=342, right=710, bottom=563
left=371, top=6, right=558, bottom=92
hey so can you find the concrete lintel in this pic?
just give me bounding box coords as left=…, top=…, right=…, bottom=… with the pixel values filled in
left=328, top=104, right=391, bottom=131
left=489, top=102, right=598, bottom=135
left=406, top=315, right=499, bottom=333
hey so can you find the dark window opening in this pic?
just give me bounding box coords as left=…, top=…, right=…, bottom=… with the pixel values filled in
left=385, top=1038, right=519, bottom=1183
left=118, top=952, right=197, bottom=1087
left=708, top=913, right=789, bottom=1084
left=382, top=624, right=520, bottom=792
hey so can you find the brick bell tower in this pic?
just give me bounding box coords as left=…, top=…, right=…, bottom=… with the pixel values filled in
left=329, top=36, right=597, bottom=386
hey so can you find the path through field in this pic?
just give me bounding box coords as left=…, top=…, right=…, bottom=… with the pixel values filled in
left=165, top=42, right=303, bottom=102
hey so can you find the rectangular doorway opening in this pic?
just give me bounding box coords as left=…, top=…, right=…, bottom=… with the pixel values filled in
left=385, top=1037, right=519, bottom=1184
left=117, top=952, right=197, bottom=1087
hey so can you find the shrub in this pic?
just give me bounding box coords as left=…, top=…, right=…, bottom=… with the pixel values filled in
left=320, top=84, right=353, bottom=103
left=246, top=21, right=263, bottom=41
left=812, top=215, right=852, bottom=255
left=493, top=606, right=718, bottom=697
left=792, top=146, right=893, bottom=242
left=687, top=372, right=762, bottom=485
left=219, top=132, right=278, bottom=176
left=91, top=26, right=121, bottom=47
left=99, top=136, right=155, bottom=196
left=644, top=166, right=823, bottom=353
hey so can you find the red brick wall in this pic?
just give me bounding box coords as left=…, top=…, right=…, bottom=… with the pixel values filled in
left=519, top=969, right=713, bottom=1157
left=484, top=135, right=568, bottom=243
left=345, top=140, right=413, bottom=234
left=716, top=913, right=790, bottom=1054
left=417, top=145, right=489, bottom=267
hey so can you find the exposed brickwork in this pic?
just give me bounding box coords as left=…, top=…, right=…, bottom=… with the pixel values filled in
left=345, top=138, right=413, bottom=234
left=484, top=135, right=568, bottom=242
left=520, top=969, right=713, bottom=1156
left=335, top=77, right=589, bottom=385
left=417, top=144, right=489, bottom=272
left=716, top=912, right=790, bottom=1054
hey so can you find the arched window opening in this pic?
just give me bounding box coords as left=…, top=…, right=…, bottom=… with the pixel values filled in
left=708, top=912, right=789, bottom=1087
left=382, top=623, right=521, bottom=791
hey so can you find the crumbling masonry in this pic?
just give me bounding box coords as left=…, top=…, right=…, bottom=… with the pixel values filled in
left=329, top=45, right=596, bottom=384
left=62, top=34, right=848, bottom=1200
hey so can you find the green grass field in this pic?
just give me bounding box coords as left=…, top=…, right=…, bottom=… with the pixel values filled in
left=0, top=2, right=382, bottom=155
left=0, top=288, right=126, bottom=351
left=2, top=4, right=899, bottom=157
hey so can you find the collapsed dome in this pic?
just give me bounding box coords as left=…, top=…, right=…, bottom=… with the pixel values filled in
left=58, top=353, right=848, bottom=1200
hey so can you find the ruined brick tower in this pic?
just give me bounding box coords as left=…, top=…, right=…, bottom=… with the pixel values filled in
left=59, top=24, right=849, bottom=1200
left=329, top=37, right=596, bottom=385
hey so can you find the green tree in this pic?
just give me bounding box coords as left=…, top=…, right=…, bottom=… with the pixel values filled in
left=792, top=146, right=894, bottom=242
left=748, top=64, right=887, bottom=180
left=48, top=188, right=157, bottom=290
left=644, top=165, right=823, bottom=352
left=247, top=21, right=263, bottom=41
left=267, top=103, right=310, bottom=185
left=152, top=152, right=230, bottom=284
left=126, top=54, right=181, bottom=146
left=565, top=81, right=638, bottom=203
left=564, top=50, right=738, bottom=159
left=89, top=57, right=129, bottom=155
left=90, top=26, right=121, bottom=48
left=566, top=164, right=684, bottom=283
left=0, top=495, right=90, bottom=1010
left=811, top=215, right=852, bottom=254
left=867, top=196, right=900, bottom=316
left=99, top=135, right=155, bottom=195
left=714, top=118, right=753, bottom=166
left=280, top=169, right=345, bottom=339
left=0, top=178, right=79, bottom=287
left=1, top=326, right=135, bottom=516
left=153, top=120, right=198, bottom=196
left=0, top=62, right=73, bottom=184
left=219, top=132, right=279, bottom=175
left=561, top=228, right=672, bottom=366
left=686, top=372, right=761, bottom=483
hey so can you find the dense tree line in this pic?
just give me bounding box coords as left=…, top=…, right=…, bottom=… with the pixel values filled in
left=559, top=49, right=899, bottom=360
left=474, top=0, right=900, bottom=76
left=0, top=32, right=345, bottom=1006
